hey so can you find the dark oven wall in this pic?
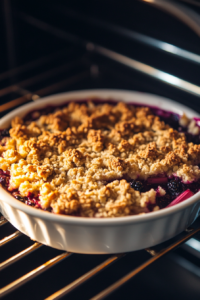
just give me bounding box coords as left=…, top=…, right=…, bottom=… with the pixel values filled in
left=3, top=0, right=200, bottom=110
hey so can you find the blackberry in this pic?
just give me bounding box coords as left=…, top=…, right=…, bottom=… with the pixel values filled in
left=0, top=176, right=8, bottom=186
left=130, top=180, right=143, bottom=192
left=166, top=114, right=180, bottom=131
left=185, top=133, right=193, bottom=143
left=25, top=199, right=34, bottom=206
left=167, top=180, right=181, bottom=194
left=15, top=195, right=24, bottom=201
left=0, top=129, right=10, bottom=138
left=156, top=194, right=172, bottom=209
left=0, top=176, right=5, bottom=184
left=44, top=207, right=52, bottom=212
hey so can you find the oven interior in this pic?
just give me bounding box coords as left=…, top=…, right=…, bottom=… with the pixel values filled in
left=0, top=1, right=200, bottom=299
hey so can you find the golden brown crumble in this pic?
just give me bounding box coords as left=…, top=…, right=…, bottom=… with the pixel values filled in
left=1, top=100, right=200, bottom=217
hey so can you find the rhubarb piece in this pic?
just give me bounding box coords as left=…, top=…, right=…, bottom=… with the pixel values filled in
left=166, top=190, right=194, bottom=208
left=147, top=177, right=168, bottom=184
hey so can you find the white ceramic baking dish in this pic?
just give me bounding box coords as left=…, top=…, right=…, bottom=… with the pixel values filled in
left=0, top=90, right=200, bottom=254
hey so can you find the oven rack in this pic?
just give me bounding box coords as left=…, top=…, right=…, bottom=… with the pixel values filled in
left=1, top=214, right=200, bottom=299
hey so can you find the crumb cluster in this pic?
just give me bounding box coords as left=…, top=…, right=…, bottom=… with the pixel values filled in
left=0, top=100, right=200, bottom=217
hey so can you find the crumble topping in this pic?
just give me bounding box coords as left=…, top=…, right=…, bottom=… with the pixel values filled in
left=0, top=100, right=200, bottom=217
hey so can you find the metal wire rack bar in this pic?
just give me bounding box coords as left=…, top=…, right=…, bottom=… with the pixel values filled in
left=91, top=226, right=200, bottom=300
left=0, top=58, right=84, bottom=98
left=177, top=0, right=200, bottom=7
left=140, top=0, right=200, bottom=36
left=92, top=45, right=200, bottom=97
left=53, top=4, right=200, bottom=64
left=0, top=221, right=200, bottom=299
left=0, top=230, right=22, bottom=247
left=0, top=242, right=42, bottom=271
left=0, top=252, right=71, bottom=297
left=0, top=47, right=74, bottom=82
left=0, top=218, right=8, bottom=226
left=45, top=255, right=123, bottom=300
left=0, top=70, right=90, bottom=113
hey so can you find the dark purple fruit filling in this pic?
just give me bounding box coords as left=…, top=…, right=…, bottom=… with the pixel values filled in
left=0, top=176, right=9, bottom=186
left=129, top=176, right=199, bottom=211
left=151, top=108, right=180, bottom=131
left=1, top=170, right=196, bottom=212
left=0, top=129, right=10, bottom=138
left=0, top=170, right=45, bottom=210
left=15, top=195, right=24, bottom=201
left=0, top=129, right=11, bottom=145
left=24, top=192, right=41, bottom=208
left=0, top=170, right=10, bottom=187
left=155, top=195, right=172, bottom=210
left=150, top=107, right=200, bottom=145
